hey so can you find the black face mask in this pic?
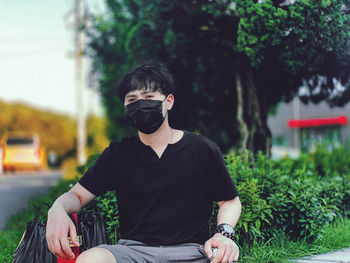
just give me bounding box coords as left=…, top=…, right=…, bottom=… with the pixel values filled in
left=125, top=99, right=167, bottom=134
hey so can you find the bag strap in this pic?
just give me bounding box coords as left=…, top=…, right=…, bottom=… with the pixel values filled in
left=28, top=206, right=41, bottom=230
left=34, top=206, right=41, bottom=220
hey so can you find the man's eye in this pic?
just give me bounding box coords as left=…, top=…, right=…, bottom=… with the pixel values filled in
left=146, top=95, right=153, bottom=99
left=128, top=99, right=135, bottom=103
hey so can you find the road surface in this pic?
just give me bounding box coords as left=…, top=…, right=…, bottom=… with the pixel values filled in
left=0, top=170, right=63, bottom=229
left=293, top=247, right=350, bottom=263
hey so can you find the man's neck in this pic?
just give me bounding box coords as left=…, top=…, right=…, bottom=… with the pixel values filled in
left=138, top=120, right=172, bottom=148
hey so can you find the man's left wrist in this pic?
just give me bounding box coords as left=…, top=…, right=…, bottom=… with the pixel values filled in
left=215, top=223, right=236, bottom=242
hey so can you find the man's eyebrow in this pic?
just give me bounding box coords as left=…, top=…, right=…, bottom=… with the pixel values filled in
left=126, top=94, right=137, bottom=98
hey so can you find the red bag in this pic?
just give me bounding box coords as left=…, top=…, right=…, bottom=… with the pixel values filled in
left=57, top=214, right=80, bottom=263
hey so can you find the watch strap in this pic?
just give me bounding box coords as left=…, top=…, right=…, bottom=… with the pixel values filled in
left=215, top=223, right=236, bottom=242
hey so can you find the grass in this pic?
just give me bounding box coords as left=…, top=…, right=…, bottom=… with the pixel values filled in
left=0, top=228, right=22, bottom=263
left=239, top=216, right=350, bottom=263
left=0, top=178, right=77, bottom=263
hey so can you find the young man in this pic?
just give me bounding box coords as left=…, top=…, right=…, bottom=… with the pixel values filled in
left=46, top=62, right=241, bottom=263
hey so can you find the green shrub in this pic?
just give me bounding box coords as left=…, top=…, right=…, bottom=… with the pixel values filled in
left=267, top=176, right=338, bottom=241
left=224, top=151, right=273, bottom=244
left=95, top=191, right=120, bottom=244
left=235, top=178, right=272, bottom=245
left=312, top=145, right=350, bottom=177
left=272, top=144, right=350, bottom=178
left=225, top=146, right=350, bottom=245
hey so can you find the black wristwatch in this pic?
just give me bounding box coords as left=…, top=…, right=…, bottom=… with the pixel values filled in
left=215, top=223, right=236, bottom=242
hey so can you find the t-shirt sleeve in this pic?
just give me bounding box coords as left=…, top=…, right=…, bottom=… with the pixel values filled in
left=206, top=142, right=239, bottom=202
left=79, top=142, right=117, bottom=196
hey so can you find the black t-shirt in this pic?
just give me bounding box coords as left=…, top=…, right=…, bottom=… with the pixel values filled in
left=79, top=130, right=239, bottom=246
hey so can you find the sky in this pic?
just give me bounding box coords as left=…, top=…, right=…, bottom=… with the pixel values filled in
left=0, top=0, right=106, bottom=117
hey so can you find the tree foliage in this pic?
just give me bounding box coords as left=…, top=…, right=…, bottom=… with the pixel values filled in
left=86, top=0, right=350, bottom=153
left=237, top=0, right=350, bottom=105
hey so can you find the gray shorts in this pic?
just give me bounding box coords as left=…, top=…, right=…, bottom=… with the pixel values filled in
left=98, top=239, right=208, bottom=263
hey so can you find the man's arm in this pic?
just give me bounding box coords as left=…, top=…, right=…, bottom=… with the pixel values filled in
left=205, top=196, right=242, bottom=263
left=46, top=183, right=96, bottom=259
left=216, top=196, right=241, bottom=228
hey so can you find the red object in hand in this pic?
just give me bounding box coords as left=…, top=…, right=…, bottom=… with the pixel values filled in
left=57, top=214, right=80, bottom=263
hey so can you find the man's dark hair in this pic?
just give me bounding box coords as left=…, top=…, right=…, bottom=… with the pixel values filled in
left=117, top=62, right=176, bottom=102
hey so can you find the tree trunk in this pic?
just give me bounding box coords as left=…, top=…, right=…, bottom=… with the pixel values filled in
left=236, top=72, right=249, bottom=161
left=244, top=68, right=272, bottom=158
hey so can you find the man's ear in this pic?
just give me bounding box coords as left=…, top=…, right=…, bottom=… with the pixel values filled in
left=166, top=94, right=175, bottom=110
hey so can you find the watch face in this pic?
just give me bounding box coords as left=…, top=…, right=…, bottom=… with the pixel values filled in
left=222, top=224, right=233, bottom=233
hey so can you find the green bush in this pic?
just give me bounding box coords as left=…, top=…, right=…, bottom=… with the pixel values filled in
left=235, top=178, right=272, bottom=244
left=225, top=151, right=273, bottom=245
left=95, top=191, right=120, bottom=244
left=225, top=146, right=350, bottom=245
left=267, top=176, right=338, bottom=241
left=312, top=145, right=350, bottom=177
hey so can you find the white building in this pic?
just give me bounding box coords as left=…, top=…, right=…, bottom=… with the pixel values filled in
left=268, top=97, right=350, bottom=158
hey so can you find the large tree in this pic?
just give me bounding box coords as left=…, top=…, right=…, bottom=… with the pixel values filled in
left=86, top=0, right=350, bottom=154
left=235, top=0, right=350, bottom=155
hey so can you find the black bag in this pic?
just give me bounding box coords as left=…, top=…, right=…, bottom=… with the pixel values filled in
left=77, top=204, right=108, bottom=253
left=13, top=204, right=107, bottom=263
left=13, top=208, right=56, bottom=263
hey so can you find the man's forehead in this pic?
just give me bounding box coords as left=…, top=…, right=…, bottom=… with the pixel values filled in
left=125, top=89, right=159, bottom=97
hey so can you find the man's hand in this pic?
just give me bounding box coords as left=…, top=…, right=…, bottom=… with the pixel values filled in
left=204, top=233, right=239, bottom=263
left=46, top=207, right=80, bottom=259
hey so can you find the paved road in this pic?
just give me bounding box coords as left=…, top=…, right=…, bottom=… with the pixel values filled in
left=293, top=247, right=350, bottom=263
left=0, top=170, right=62, bottom=229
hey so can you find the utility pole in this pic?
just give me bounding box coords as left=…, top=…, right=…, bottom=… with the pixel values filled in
left=74, top=0, right=86, bottom=165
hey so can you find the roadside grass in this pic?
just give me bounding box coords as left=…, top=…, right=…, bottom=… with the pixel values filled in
left=239, top=217, right=350, bottom=263
left=312, top=217, right=350, bottom=251
left=0, top=178, right=77, bottom=263
left=0, top=228, right=21, bottom=263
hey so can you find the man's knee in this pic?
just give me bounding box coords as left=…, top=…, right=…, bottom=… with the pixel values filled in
left=76, top=247, right=117, bottom=263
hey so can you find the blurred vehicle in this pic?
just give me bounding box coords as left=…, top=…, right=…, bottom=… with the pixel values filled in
left=1, top=132, right=46, bottom=172
left=0, top=147, right=3, bottom=174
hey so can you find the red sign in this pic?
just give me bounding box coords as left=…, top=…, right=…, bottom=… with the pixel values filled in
left=288, top=116, right=347, bottom=128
